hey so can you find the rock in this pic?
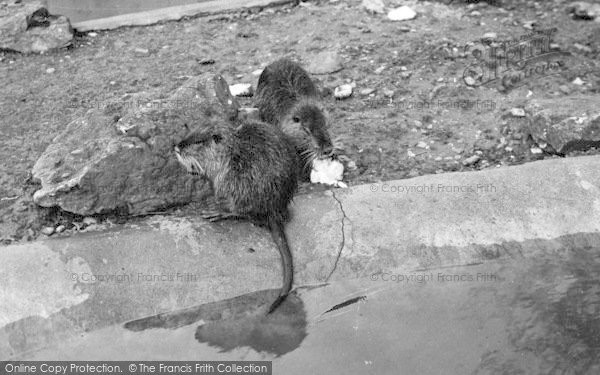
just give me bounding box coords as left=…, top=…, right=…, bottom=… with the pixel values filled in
left=360, top=88, right=375, bottom=96
left=573, top=43, right=593, bottom=53
left=334, top=84, right=353, bottom=99
left=510, top=108, right=526, bottom=117
left=361, top=0, right=386, bottom=14
left=382, top=88, right=394, bottom=98
left=45, top=67, right=55, bottom=74
left=82, top=217, right=97, bottom=225
left=88, top=32, right=97, bottom=37
left=0, top=1, right=73, bottom=53
left=524, top=97, right=600, bottom=154
left=307, top=50, right=343, bottom=75
left=237, top=107, right=260, bottom=122
left=134, top=47, right=150, bottom=56
left=251, top=69, right=263, bottom=76
left=462, top=155, right=481, bottom=166
left=55, top=224, right=66, bottom=233
left=567, top=1, right=600, bottom=21
left=229, top=83, right=253, bottom=97
left=41, top=226, right=55, bottom=236
left=530, top=147, right=543, bottom=154
left=32, top=74, right=240, bottom=216
left=387, top=6, right=417, bottom=21
left=416, top=141, right=428, bottom=149
left=482, top=32, right=498, bottom=41
left=572, top=77, right=585, bottom=85
left=559, top=85, right=570, bottom=94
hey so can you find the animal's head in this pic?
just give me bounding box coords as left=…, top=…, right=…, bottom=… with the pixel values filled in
left=281, top=99, right=335, bottom=166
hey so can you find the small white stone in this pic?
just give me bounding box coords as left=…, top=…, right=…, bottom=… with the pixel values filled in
left=360, top=88, right=375, bottom=96
left=382, top=89, right=394, bottom=98
left=572, top=77, right=584, bottom=85
left=88, top=32, right=98, bottom=37
left=530, top=147, right=543, bottom=154
left=388, top=6, right=417, bottom=21
left=510, top=108, right=526, bottom=117
left=41, top=226, right=55, bottom=236
left=55, top=225, right=66, bottom=233
left=482, top=32, right=497, bottom=40
left=416, top=141, right=428, bottom=149
left=334, top=84, right=353, bottom=99
left=462, top=155, right=481, bottom=166
left=252, top=69, right=263, bottom=76
left=46, top=67, right=55, bottom=74
left=83, top=217, right=97, bottom=225
left=407, top=150, right=416, bottom=158
left=229, top=83, right=253, bottom=97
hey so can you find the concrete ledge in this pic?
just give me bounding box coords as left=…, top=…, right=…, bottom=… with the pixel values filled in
left=72, top=0, right=297, bottom=32
left=2, top=155, right=600, bottom=358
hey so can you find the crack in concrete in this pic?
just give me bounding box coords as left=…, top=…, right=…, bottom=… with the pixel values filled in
left=326, top=190, right=349, bottom=282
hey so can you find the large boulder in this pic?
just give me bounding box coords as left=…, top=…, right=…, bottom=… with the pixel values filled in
left=32, top=74, right=240, bottom=216
left=0, top=0, right=73, bottom=53
left=524, top=97, right=600, bottom=154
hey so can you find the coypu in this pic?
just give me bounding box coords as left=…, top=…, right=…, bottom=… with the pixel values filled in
left=254, top=58, right=336, bottom=178
left=174, top=119, right=298, bottom=314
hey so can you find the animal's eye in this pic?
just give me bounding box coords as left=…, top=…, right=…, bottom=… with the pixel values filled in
left=292, top=116, right=300, bottom=123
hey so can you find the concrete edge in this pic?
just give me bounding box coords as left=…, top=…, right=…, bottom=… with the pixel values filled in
left=71, top=0, right=297, bottom=32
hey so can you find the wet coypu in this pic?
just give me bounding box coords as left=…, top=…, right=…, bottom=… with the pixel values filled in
left=254, top=58, right=337, bottom=178
left=174, top=117, right=299, bottom=314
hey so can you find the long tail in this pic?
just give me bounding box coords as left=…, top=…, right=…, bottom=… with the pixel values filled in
left=266, top=217, right=294, bottom=314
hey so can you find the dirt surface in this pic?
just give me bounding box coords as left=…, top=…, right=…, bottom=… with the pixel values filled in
left=1, top=0, right=599, bottom=244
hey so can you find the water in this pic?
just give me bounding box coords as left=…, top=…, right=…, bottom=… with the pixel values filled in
left=46, top=0, right=213, bottom=23
left=3, top=234, right=600, bottom=373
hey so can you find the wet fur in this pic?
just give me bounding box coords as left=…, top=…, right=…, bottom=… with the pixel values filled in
left=254, top=59, right=334, bottom=173
left=176, top=120, right=298, bottom=313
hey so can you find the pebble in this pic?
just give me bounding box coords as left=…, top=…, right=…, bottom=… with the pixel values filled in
left=347, top=160, right=357, bottom=171
left=572, top=77, right=584, bottom=85
left=360, top=88, right=376, bottom=96
left=83, top=217, right=97, bottom=225
left=482, top=32, right=498, bottom=40
left=134, top=47, right=150, bottom=56
left=55, top=225, right=66, bottom=233
left=416, top=141, right=428, bottom=149
left=510, top=108, right=526, bottom=117
left=470, top=11, right=481, bottom=17
left=334, top=84, right=353, bottom=99
left=46, top=67, right=55, bottom=74
left=88, top=32, right=98, bottom=37
left=462, top=155, right=481, bottom=166
left=308, top=50, right=343, bottom=75
left=530, top=147, right=543, bottom=154
left=252, top=69, right=263, bottom=76
left=229, top=83, right=254, bottom=97
left=41, top=226, right=55, bottom=236
left=505, top=146, right=513, bottom=152
left=435, top=156, right=443, bottom=161
left=374, top=66, right=386, bottom=74
left=382, top=89, right=395, bottom=98
left=400, top=71, right=412, bottom=79
left=573, top=43, right=592, bottom=53
left=387, top=6, right=417, bottom=21
left=361, top=0, right=386, bottom=14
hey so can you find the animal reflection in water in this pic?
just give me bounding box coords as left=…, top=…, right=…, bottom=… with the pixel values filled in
left=124, top=289, right=307, bottom=356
